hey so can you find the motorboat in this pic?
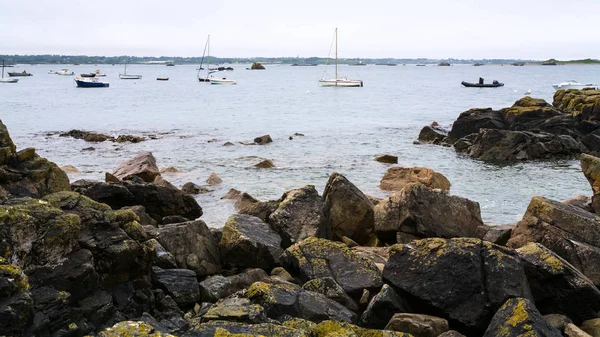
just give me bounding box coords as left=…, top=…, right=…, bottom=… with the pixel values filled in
left=92, top=69, right=106, bottom=77
left=1, top=59, right=18, bottom=83
left=80, top=73, right=96, bottom=78
left=56, top=69, right=75, bottom=76
left=552, top=80, right=598, bottom=90
left=119, top=64, right=142, bottom=79
left=7, top=70, right=32, bottom=77
left=318, top=28, right=363, bottom=88
left=462, top=78, right=504, bottom=88
left=209, top=77, right=237, bottom=85
left=74, top=77, right=109, bottom=88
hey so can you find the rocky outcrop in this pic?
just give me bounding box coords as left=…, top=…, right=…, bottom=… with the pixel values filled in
left=254, top=159, right=275, bottom=168
left=268, top=185, right=330, bottom=248
left=375, top=154, right=398, bottom=164
left=254, top=135, right=273, bottom=144
left=383, top=238, right=532, bottom=335
left=581, top=153, right=600, bottom=213
left=281, top=237, right=382, bottom=295
left=60, top=130, right=145, bottom=143
left=516, top=243, right=600, bottom=322
left=220, top=214, right=283, bottom=270
left=323, top=172, right=375, bottom=245
left=507, top=196, right=600, bottom=285
left=379, top=166, right=451, bottom=191
left=251, top=62, right=265, bottom=70
left=157, top=220, right=221, bottom=277
left=112, top=152, right=160, bottom=182
left=417, top=124, right=448, bottom=144
left=374, top=183, right=482, bottom=243
left=482, top=298, right=562, bottom=337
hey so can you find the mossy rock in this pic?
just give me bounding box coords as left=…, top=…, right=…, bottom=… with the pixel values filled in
left=482, top=298, right=561, bottom=337
left=42, top=191, right=116, bottom=225
left=0, top=257, right=33, bottom=336
left=97, top=321, right=176, bottom=336
left=312, top=320, right=413, bottom=337
left=184, top=319, right=309, bottom=337
left=202, top=298, right=267, bottom=324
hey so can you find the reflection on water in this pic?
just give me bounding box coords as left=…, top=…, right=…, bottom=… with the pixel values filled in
left=0, top=63, right=592, bottom=227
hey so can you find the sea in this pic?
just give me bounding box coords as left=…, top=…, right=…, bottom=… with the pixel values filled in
left=0, top=63, right=596, bottom=227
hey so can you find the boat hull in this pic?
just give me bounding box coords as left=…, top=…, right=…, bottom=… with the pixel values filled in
left=552, top=84, right=598, bottom=90
left=7, top=72, right=32, bottom=77
left=75, top=78, right=109, bottom=88
left=0, top=78, right=18, bottom=83
left=119, top=74, right=142, bottom=79
left=319, top=79, right=363, bottom=87
left=156, top=78, right=169, bottom=81
left=461, top=81, right=504, bottom=88
left=210, top=78, right=237, bottom=85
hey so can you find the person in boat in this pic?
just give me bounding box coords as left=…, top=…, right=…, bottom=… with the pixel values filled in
left=492, top=80, right=498, bottom=85
left=479, top=77, right=484, bottom=84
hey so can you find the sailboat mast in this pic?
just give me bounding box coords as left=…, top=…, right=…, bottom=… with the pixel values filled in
left=207, top=35, right=210, bottom=77
left=335, top=28, right=338, bottom=80
left=1, top=59, right=4, bottom=79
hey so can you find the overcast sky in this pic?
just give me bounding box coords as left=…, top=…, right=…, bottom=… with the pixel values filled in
left=1, top=0, right=598, bottom=60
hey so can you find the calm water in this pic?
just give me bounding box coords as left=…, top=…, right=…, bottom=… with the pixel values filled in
left=1, top=63, right=596, bottom=227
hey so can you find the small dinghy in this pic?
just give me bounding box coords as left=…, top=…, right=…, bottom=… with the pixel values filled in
left=462, top=77, right=504, bottom=88
left=156, top=77, right=169, bottom=81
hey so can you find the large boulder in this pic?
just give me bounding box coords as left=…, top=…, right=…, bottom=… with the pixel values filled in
left=246, top=281, right=356, bottom=323
left=268, top=185, right=330, bottom=248
left=302, top=277, right=358, bottom=311
left=323, top=172, right=375, bottom=245
left=312, top=320, right=412, bottom=337
left=201, top=297, right=267, bottom=324
left=198, top=268, right=268, bottom=303
left=383, top=238, right=532, bottom=335
left=379, top=167, right=451, bottom=192
left=0, top=258, right=33, bottom=336
left=220, top=214, right=283, bottom=271
left=446, top=108, right=507, bottom=144
left=516, top=243, right=600, bottom=323
left=112, top=152, right=160, bottom=182
left=156, top=220, right=221, bottom=277
left=417, top=125, right=448, bottom=144
left=581, top=153, right=600, bottom=213
left=507, top=196, right=600, bottom=285
left=281, top=237, right=382, bottom=295
left=359, top=284, right=410, bottom=329
left=374, top=183, right=482, bottom=243
left=385, top=313, right=449, bottom=337
left=482, top=298, right=562, bottom=337
left=151, top=267, right=200, bottom=307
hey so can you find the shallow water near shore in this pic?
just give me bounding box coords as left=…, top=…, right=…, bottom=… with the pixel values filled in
left=1, top=63, right=595, bottom=226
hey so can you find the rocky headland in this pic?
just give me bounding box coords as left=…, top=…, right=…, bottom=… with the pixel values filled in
left=2, top=114, right=600, bottom=337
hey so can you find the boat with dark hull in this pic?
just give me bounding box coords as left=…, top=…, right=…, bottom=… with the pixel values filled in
left=74, top=77, right=109, bottom=88
left=7, top=70, right=32, bottom=77
left=462, top=78, right=504, bottom=88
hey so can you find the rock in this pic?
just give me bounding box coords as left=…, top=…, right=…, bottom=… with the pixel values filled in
left=184, top=320, right=308, bottom=337
left=97, top=321, right=176, bottom=337
left=480, top=224, right=514, bottom=245
left=199, top=269, right=268, bottom=303
left=271, top=267, right=296, bottom=283
left=254, top=135, right=273, bottom=145
left=60, top=129, right=112, bottom=142
left=0, top=258, right=33, bottom=336
left=206, top=172, right=223, bottom=185
left=246, top=281, right=356, bottom=323
left=156, top=220, right=221, bottom=277
left=544, top=314, right=573, bottom=332
left=312, top=320, right=412, bottom=337
left=123, top=205, right=158, bottom=227
left=516, top=243, right=600, bottom=322
left=351, top=247, right=390, bottom=266
left=220, top=214, right=283, bottom=270
left=383, top=238, right=532, bottom=335
left=182, top=182, right=211, bottom=195
left=82, top=146, right=95, bottom=151
left=323, top=172, right=375, bottom=245
left=466, top=129, right=583, bottom=161
left=281, top=237, right=382, bottom=295
left=202, top=297, right=267, bottom=323
left=302, top=277, right=359, bottom=311
left=238, top=198, right=281, bottom=223
left=60, top=164, right=80, bottom=174
left=112, top=152, right=160, bottom=182
left=482, top=298, right=562, bottom=337
left=268, top=185, right=330, bottom=248
left=417, top=125, right=448, bottom=144
left=105, top=172, right=120, bottom=182
left=581, top=318, right=600, bottom=337
left=151, top=267, right=200, bottom=307
left=437, top=331, right=466, bottom=337
left=375, top=154, right=398, bottom=164
left=153, top=175, right=177, bottom=189
left=162, top=215, right=189, bottom=225
left=379, top=166, right=451, bottom=192
left=223, top=142, right=234, bottom=146
left=251, top=62, right=265, bottom=70
left=384, top=313, right=449, bottom=337
left=446, top=108, right=507, bottom=144
left=581, top=153, right=600, bottom=213
left=160, top=167, right=180, bottom=174
left=438, top=62, right=450, bottom=66
left=562, top=194, right=593, bottom=213
left=342, top=236, right=359, bottom=247
left=374, top=183, right=482, bottom=243
left=146, top=239, right=177, bottom=269
left=254, top=159, right=275, bottom=168
left=507, top=196, right=600, bottom=285
left=566, top=324, right=593, bottom=337
left=359, top=284, right=409, bottom=329
left=116, top=135, right=144, bottom=143
left=542, top=59, right=558, bottom=65
left=221, top=188, right=242, bottom=200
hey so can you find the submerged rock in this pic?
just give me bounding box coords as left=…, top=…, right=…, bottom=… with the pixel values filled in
left=375, top=154, right=398, bottom=164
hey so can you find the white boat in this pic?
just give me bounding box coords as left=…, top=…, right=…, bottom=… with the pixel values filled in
left=0, top=59, right=18, bottom=83
left=119, top=64, right=142, bottom=79
left=197, top=35, right=236, bottom=84
left=92, top=69, right=106, bottom=77
left=552, top=80, right=598, bottom=90
left=56, top=68, right=74, bottom=76
left=319, top=28, right=363, bottom=87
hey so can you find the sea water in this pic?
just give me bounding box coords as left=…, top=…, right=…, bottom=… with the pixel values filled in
left=0, top=63, right=595, bottom=227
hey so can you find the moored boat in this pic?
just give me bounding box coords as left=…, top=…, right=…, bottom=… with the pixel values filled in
left=74, top=77, right=109, bottom=88
left=0, top=59, right=18, bottom=83
left=119, top=64, right=142, bottom=79
left=7, top=70, right=32, bottom=77
left=210, top=77, right=237, bottom=85
left=461, top=78, right=504, bottom=88
left=56, top=69, right=75, bottom=75
left=156, top=77, right=169, bottom=81
left=552, top=80, right=598, bottom=90
left=80, top=73, right=96, bottom=78
left=319, top=28, right=363, bottom=88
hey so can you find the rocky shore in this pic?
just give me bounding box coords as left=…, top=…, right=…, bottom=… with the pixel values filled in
left=417, top=89, right=600, bottom=162
left=2, top=115, right=600, bottom=337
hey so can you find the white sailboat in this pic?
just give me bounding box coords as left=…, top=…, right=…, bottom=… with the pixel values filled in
left=0, top=59, right=18, bottom=83
left=119, top=64, right=142, bottom=79
left=319, top=28, right=363, bottom=87
left=197, top=35, right=236, bottom=85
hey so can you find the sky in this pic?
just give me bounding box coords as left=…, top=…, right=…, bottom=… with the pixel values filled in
left=1, top=0, right=598, bottom=60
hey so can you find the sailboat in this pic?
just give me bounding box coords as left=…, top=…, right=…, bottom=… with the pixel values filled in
left=119, top=64, right=142, bottom=79
left=0, top=60, right=18, bottom=83
left=197, top=35, right=236, bottom=85
left=319, top=28, right=363, bottom=87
